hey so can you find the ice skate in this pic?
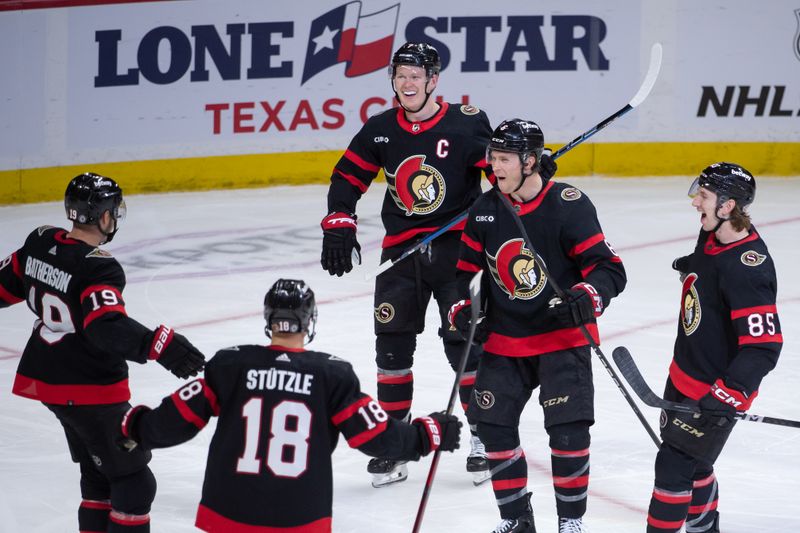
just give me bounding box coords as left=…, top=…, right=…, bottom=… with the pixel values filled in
left=467, top=434, right=491, bottom=485
left=558, top=516, right=588, bottom=533
left=367, top=457, right=408, bottom=488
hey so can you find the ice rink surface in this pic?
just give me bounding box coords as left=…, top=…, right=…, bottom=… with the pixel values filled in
left=1, top=177, right=798, bottom=533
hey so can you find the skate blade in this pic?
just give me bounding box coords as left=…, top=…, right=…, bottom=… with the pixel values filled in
left=371, top=467, right=408, bottom=488
left=470, top=469, right=492, bottom=486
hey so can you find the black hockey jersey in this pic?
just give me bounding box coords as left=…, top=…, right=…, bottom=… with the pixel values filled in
left=669, top=228, right=782, bottom=403
left=0, top=226, right=154, bottom=405
left=456, top=182, right=626, bottom=357
left=326, top=102, right=493, bottom=248
left=132, top=344, right=429, bottom=532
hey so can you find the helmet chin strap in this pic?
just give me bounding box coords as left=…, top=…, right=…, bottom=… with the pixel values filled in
left=98, top=217, right=118, bottom=244
left=711, top=208, right=728, bottom=234
left=511, top=155, right=535, bottom=194
left=711, top=197, right=734, bottom=234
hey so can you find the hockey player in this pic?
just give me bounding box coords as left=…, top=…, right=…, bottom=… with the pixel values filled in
left=0, top=172, right=205, bottom=533
left=645, top=163, right=782, bottom=533
left=118, top=279, right=462, bottom=532
left=448, top=119, right=626, bottom=533
left=320, top=41, right=555, bottom=488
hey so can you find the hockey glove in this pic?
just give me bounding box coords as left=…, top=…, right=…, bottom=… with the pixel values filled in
left=118, top=405, right=151, bottom=452
left=448, top=299, right=489, bottom=345
left=539, top=150, right=557, bottom=181
left=696, top=379, right=749, bottom=429
left=547, top=283, right=603, bottom=328
left=149, top=325, right=206, bottom=379
left=672, top=255, right=691, bottom=281
left=413, top=412, right=462, bottom=456
left=320, top=212, right=361, bottom=277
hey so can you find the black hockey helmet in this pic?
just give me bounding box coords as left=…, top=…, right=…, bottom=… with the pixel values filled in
left=389, top=42, right=441, bottom=78
left=688, top=162, right=756, bottom=208
left=65, top=172, right=126, bottom=242
left=264, top=279, right=317, bottom=343
left=487, top=119, right=545, bottom=170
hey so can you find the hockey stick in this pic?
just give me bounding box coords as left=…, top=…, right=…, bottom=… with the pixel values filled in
left=412, top=270, right=483, bottom=533
left=366, top=43, right=663, bottom=281
left=612, top=347, right=800, bottom=429
left=494, top=193, right=662, bottom=449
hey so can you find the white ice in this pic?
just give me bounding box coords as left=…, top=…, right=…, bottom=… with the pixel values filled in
left=1, top=177, right=798, bottom=533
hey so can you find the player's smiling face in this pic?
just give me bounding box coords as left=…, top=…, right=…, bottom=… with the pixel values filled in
left=488, top=150, right=524, bottom=194
left=691, top=186, right=721, bottom=231
left=393, top=65, right=435, bottom=109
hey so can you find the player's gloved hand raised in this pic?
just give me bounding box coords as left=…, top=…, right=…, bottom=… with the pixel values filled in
left=696, top=379, right=748, bottom=429
left=539, top=149, right=557, bottom=181
left=320, top=212, right=361, bottom=277
left=547, top=283, right=603, bottom=328
left=117, top=405, right=151, bottom=452
left=448, top=299, right=489, bottom=345
left=672, top=255, right=691, bottom=281
left=149, top=325, right=206, bottom=379
left=413, top=412, right=462, bottom=456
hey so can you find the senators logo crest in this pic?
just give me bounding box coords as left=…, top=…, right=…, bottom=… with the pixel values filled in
left=386, top=155, right=446, bottom=216
left=486, top=239, right=547, bottom=300
left=740, top=250, right=766, bottom=267
left=375, top=303, right=395, bottom=324
left=680, top=273, right=702, bottom=335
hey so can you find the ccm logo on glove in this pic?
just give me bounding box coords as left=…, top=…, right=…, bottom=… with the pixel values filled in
left=574, top=282, right=603, bottom=316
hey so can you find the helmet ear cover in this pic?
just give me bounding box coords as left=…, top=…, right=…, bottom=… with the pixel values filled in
left=263, top=279, right=318, bottom=343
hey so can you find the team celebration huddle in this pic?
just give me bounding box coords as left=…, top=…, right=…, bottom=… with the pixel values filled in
left=0, top=41, right=787, bottom=533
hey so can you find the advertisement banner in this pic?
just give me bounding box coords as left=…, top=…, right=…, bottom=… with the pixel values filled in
left=0, top=0, right=797, bottom=199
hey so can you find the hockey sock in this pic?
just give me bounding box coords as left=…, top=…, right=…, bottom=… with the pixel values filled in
left=486, top=446, right=528, bottom=519
left=550, top=447, right=590, bottom=518
left=458, top=369, right=476, bottom=413
left=647, top=486, right=691, bottom=533
left=686, top=472, right=719, bottom=533
left=376, top=367, right=413, bottom=420
left=78, top=499, right=110, bottom=532
left=479, top=422, right=528, bottom=519
left=647, top=445, right=695, bottom=532
left=548, top=422, right=590, bottom=518
left=108, top=510, right=150, bottom=532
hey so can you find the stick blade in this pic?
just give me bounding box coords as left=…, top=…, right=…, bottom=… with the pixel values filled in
left=629, top=42, right=662, bottom=108
left=612, top=346, right=658, bottom=405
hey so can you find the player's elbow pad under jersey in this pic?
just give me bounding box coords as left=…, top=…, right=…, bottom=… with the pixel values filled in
left=357, top=419, right=423, bottom=461
left=85, top=315, right=154, bottom=364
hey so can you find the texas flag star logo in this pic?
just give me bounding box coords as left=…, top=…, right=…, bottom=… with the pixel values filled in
left=302, top=1, right=400, bottom=84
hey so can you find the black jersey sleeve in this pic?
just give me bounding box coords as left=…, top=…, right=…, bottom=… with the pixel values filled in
left=326, top=117, right=384, bottom=214
left=719, top=257, right=782, bottom=394
left=327, top=358, right=424, bottom=461
left=129, top=377, right=219, bottom=450
left=0, top=249, right=25, bottom=308
left=466, top=109, right=495, bottom=184
left=80, top=257, right=158, bottom=364
left=455, top=197, right=490, bottom=296
left=560, top=190, right=626, bottom=306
